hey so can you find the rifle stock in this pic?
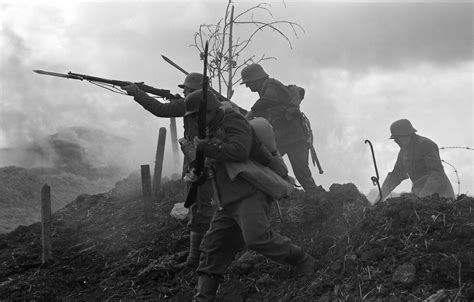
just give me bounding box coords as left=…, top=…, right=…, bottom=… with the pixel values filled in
left=310, top=144, right=324, bottom=174
left=33, top=70, right=178, bottom=99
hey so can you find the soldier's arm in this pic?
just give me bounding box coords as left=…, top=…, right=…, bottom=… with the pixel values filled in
left=133, top=90, right=186, bottom=117
left=379, top=152, right=408, bottom=201
left=122, top=83, right=185, bottom=117
left=197, top=113, right=252, bottom=162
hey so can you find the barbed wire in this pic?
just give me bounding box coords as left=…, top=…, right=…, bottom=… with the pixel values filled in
left=441, top=159, right=461, bottom=196
left=440, top=146, right=473, bottom=151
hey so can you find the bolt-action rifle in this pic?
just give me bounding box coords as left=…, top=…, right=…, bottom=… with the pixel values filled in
left=33, top=70, right=179, bottom=100
left=184, top=41, right=220, bottom=209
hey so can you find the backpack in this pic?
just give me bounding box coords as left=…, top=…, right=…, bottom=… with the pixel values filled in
left=287, top=84, right=305, bottom=107
left=248, top=117, right=289, bottom=178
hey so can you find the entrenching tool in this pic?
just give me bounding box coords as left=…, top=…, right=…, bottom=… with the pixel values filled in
left=365, top=139, right=382, bottom=204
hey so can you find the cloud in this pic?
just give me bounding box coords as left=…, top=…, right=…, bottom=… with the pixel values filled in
left=0, top=1, right=472, bottom=195
left=276, top=2, right=473, bottom=74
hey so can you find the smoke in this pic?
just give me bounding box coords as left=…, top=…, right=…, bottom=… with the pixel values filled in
left=0, top=19, right=181, bottom=179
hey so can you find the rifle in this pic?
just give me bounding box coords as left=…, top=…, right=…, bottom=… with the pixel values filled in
left=184, top=41, right=212, bottom=209
left=33, top=70, right=178, bottom=100
left=301, top=112, right=323, bottom=174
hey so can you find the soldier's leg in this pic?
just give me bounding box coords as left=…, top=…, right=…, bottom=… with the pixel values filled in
left=194, top=209, right=245, bottom=301
left=230, top=191, right=316, bottom=276
left=177, top=182, right=214, bottom=269
left=285, top=141, right=317, bottom=191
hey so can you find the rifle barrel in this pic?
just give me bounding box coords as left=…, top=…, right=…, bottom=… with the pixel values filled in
left=33, top=69, right=177, bottom=99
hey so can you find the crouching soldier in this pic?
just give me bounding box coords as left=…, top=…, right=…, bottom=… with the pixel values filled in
left=378, top=119, right=455, bottom=201
left=183, top=90, right=316, bottom=301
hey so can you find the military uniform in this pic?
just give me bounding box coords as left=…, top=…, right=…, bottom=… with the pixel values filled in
left=191, top=106, right=314, bottom=300
left=132, top=91, right=214, bottom=234
left=383, top=134, right=455, bottom=199
left=249, top=77, right=317, bottom=191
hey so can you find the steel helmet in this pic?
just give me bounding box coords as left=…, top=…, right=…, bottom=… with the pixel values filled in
left=184, top=89, right=221, bottom=116
left=240, top=63, right=269, bottom=85
left=389, top=119, right=417, bottom=139
left=178, top=73, right=204, bottom=90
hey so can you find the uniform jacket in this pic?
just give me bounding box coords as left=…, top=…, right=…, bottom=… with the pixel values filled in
left=198, top=109, right=258, bottom=207
left=133, top=91, right=197, bottom=140
left=389, top=134, right=454, bottom=198
left=250, top=78, right=306, bottom=149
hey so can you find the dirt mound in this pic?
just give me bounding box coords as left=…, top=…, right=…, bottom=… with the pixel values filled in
left=0, top=176, right=472, bottom=301
left=0, top=166, right=119, bottom=233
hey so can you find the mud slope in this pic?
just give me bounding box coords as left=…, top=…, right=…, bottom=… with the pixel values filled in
left=0, top=176, right=472, bottom=301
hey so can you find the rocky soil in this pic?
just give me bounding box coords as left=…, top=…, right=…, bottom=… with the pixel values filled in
left=0, top=174, right=472, bottom=301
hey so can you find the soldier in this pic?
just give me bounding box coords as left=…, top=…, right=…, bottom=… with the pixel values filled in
left=240, top=63, right=318, bottom=192
left=121, top=73, right=213, bottom=270
left=184, top=90, right=316, bottom=301
left=378, top=119, right=455, bottom=201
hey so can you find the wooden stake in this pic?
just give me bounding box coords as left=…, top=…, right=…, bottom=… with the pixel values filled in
left=140, top=165, right=153, bottom=223
left=170, top=117, right=181, bottom=176
left=153, top=127, right=166, bottom=199
left=41, top=184, right=52, bottom=264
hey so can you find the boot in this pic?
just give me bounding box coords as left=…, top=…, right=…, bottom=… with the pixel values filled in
left=174, top=231, right=203, bottom=270
left=192, top=274, right=219, bottom=302
left=285, top=244, right=316, bottom=277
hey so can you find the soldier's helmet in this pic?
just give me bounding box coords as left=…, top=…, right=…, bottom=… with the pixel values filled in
left=240, top=63, right=269, bottom=85
left=184, top=89, right=221, bottom=116
left=389, top=119, right=417, bottom=139
left=178, top=73, right=204, bottom=90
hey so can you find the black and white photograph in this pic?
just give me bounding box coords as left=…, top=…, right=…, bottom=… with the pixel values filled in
left=0, top=1, right=473, bottom=300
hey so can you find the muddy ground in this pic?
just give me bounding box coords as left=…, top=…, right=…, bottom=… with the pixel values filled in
left=0, top=173, right=473, bottom=301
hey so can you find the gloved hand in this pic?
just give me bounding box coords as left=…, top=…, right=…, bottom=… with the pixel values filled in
left=184, top=169, right=200, bottom=183
left=120, top=82, right=140, bottom=96
left=184, top=167, right=208, bottom=184
left=193, top=136, right=209, bottom=149
left=194, top=137, right=222, bottom=159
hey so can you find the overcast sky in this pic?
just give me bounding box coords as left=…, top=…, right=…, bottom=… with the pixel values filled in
left=0, top=1, right=472, bottom=198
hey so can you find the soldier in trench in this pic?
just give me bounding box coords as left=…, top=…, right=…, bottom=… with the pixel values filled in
left=378, top=119, right=455, bottom=201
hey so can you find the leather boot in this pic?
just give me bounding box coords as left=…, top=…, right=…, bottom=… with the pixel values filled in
left=192, top=274, right=219, bottom=302
left=174, top=231, right=203, bottom=270
left=285, top=244, right=316, bottom=277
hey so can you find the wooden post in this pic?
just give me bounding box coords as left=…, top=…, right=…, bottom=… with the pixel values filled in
left=153, top=127, right=167, bottom=199
left=227, top=5, right=235, bottom=100
left=140, top=165, right=153, bottom=223
left=170, top=117, right=181, bottom=176
left=41, top=184, right=52, bottom=264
